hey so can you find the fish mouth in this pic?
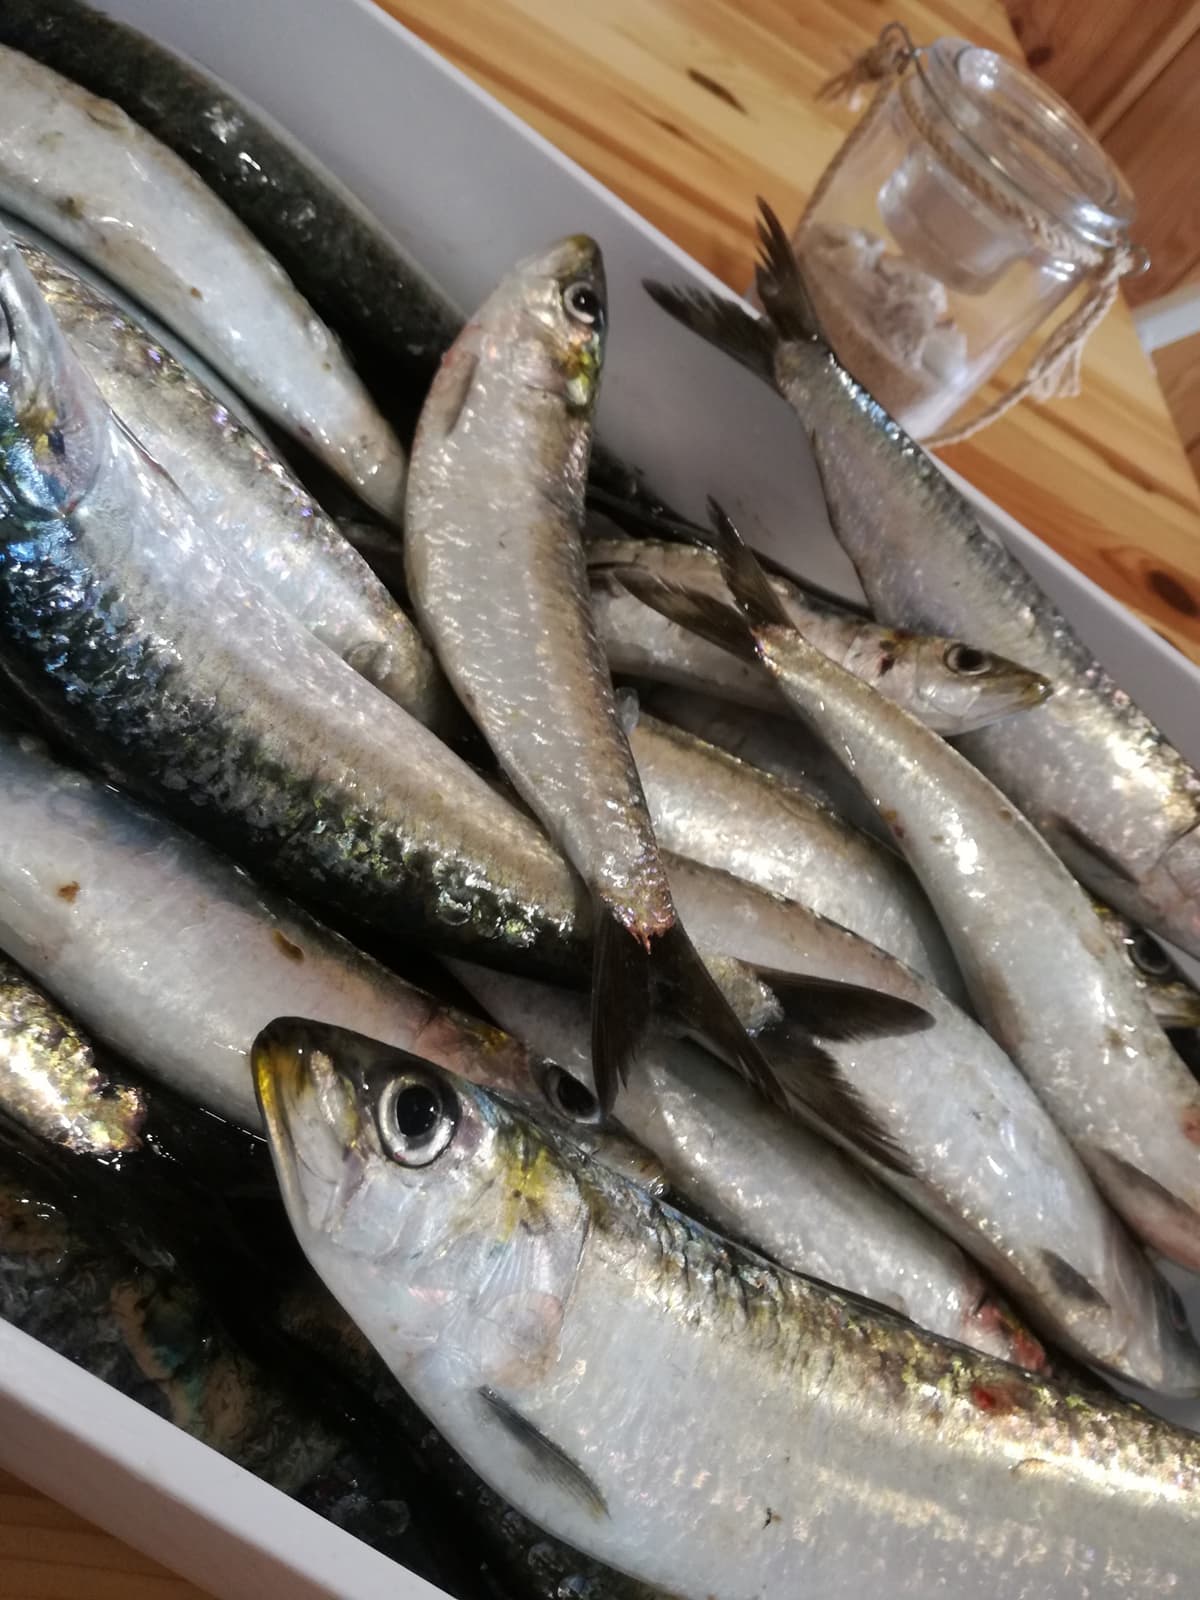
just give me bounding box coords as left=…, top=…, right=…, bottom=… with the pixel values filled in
left=1019, top=671, right=1054, bottom=708
left=1154, top=988, right=1200, bottom=1029
left=252, top=1016, right=369, bottom=1211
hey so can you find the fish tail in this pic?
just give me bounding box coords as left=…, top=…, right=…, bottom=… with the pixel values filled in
left=706, top=499, right=795, bottom=628
left=607, top=567, right=762, bottom=664
left=641, top=280, right=779, bottom=385
left=754, top=199, right=823, bottom=345
left=590, top=900, right=655, bottom=1112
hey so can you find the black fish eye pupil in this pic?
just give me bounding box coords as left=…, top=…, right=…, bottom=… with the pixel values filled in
left=564, top=283, right=602, bottom=327
left=946, top=643, right=988, bottom=675
left=394, top=1082, right=440, bottom=1141
left=1132, top=933, right=1171, bottom=976
left=552, top=1068, right=598, bottom=1120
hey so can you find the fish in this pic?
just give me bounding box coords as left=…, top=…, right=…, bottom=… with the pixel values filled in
left=1093, top=901, right=1200, bottom=1030
left=0, top=0, right=464, bottom=428
left=0, top=41, right=408, bottom=518
left=591, top=531, right=1049, bottom=734
left=660, top=505, right=1200, bottom=1274
left=20, top=236, right=456, bottom=731
left=645, top=200, right=1200, bottom=962
left=448, top=959, right=1046, bottom=1369
left=256, top=1019, right=1200, bottom=1600
left=405, top=236, right=783, bottom=1109
left=659, top=850, right=1200, bottom=1392
left=624, top=700, right=967, bottom=1000
left=0, top=724, right=675, bottom=1202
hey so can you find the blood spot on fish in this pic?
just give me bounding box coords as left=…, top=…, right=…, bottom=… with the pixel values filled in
left=272, top=930, right=305, bottom=963
left=56, top=882, right=80, bottom=903
left=57, top=195, right=84, bottom=220
left=686, top=68, right=747, bottom=114
left=969, top=1382, right=1022, bottom=1415
left=877, top=652, right=896, bottom=676
left=1147, top=569, right=1199, bottom=618
left=189, top=286, right=204, bottom=300
left=998, top=807, right=1015, bottom=824
left=1181, top=1106, right=1200, bottom=1146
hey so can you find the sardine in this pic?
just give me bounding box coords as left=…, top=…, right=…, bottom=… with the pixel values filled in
left=1093, top=901, right=1200, bottom=1030
left=591, top=532, right=1048, bottom=734
left=20, top=237, right=455, bottom=730
left=405, top=236, right=782, bottom=1108
left=659, top=850, right=1200, bottom=1391
left=625, top=703, right=966, bottom=1000
left=647, top=202, right=1200, bottom=961
left=0, top=41, right=408, bottom=517
left=662, top=508, right=1200, bottom=1273
left=255, top=1020, right=1200, bottom=1600
left=449, top=958, right=1046, bottom=1369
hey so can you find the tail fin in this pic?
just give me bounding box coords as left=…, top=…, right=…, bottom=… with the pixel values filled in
left=762, top=1022, right=913, bottom=1177
left=753, top=966, right=932, bottom=1040
left=608, top=567, right=761, bottom=665
left=591, top=902, right=654, bottom=1111
left=754, top=199, right=823, bottom=344
left=642, top=279, right=779, bottom=384
left=706, top=499, right=794, bottom=628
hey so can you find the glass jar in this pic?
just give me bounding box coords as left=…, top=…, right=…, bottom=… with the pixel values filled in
left=793, top=35, right=1136, bottom=440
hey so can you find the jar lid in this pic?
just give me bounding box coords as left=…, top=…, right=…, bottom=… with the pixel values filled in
left=917, top=38, right=1135, bottom=252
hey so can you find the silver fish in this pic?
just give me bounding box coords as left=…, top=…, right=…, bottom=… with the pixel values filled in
left=672, top=510, right=1200, bottom=1275
left=449, top=958, right=1047, bottom=1370
left=20, top=239, right=454, bottom=732
left=646, top=202, right=1200, bottom=960
left=626, top=703, right=966, bottom=1000
left=662, top=850, right=1200, bottom=1391
left=592, top=533, right=1048, bottom=734
left=1093, top=902, right=1200, bottom=1030
left=0, top=43, right=407, bottom=519
left=256, top=1020, right=1200, bottom=1600
left=405, top=236, right=778, bottom=1108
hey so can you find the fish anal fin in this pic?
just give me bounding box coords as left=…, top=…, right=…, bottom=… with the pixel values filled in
left=608, top=567, right=761, bottom=666
left=477, top=1387, right=609, bottom=1519
left=706, top=501, right=794, bottom=630
left=1047, top=816, right=1140, bottom=895
left=642, top=281, right=778, bottom=384
left=591, top=902, right=654, bottom=1113
left=754, top=199, right=822, bottom=344
left=1038, top=1249, right=1109, bottom=1312
left=752, top=966, right=933, bottom=1041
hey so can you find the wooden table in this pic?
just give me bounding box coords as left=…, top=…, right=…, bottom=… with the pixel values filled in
left=4, top=1, right=1200, bottom=1596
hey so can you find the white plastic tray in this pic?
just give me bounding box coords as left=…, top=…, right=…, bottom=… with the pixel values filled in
left=3, top=0, right=1200, bottom=1593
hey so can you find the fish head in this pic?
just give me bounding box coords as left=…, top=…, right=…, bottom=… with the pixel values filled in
left=905, top=634, right=1051, bottom=735
left=486, top=234, right=607, bottom=415
left=254, top=1017, right=592, bottom=1390
left=0, top=231, right=107, bottom=528
left=1092, top=901, right=1200, bottom=1029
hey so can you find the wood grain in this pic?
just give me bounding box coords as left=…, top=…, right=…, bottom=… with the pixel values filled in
left=0, top=1470, right=205, bottom=1599
left=380, top=0, right=1200, bottom=660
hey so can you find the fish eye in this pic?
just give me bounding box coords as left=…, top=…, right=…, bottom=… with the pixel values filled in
left=563, top=281, right=604, bottom=331
left=377, top=1069, right=458, bottom=1167
left=542, top=1063, right=601, bottom=1125
left=1130, top=930, right=1174, bottom=979
left=944, top=643, right=991, bottom=676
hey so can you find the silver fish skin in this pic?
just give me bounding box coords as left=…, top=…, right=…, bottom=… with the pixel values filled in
left=0, top=953, right=143, bottom=1155
left=20, top=240, right=454, bottom=731
left=0, top=728, right=672, bottom=1208
left=447, top=958, right=1047, bottom=1370
left=405, top=238, right=767, bottom=1105
left=1093, top=901, right=1200, bottom=1030
left=663, top=852, right=1200, bottom=1392
left=649, top=205, right=1200, bottom=958
left=256, top=1022, right=1200, bottom=1600
left=714, top=533, right=1200, bottom=1274
left=0, top=44, right=407, bottom=519
left=591, top=535, right=1048, bottom=734
left=628, top=706, right=967, bottom=1001
left=0, top=230, right=593, bottom=983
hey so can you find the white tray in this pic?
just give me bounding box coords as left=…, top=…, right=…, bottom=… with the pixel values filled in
left=3, top=0, right=1200, bottom=1593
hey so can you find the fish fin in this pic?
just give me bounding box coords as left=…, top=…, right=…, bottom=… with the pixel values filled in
left=706, top=499, right=794, bottom=629
left=652, top=920, right=791, bottom=1111
left=754, top=199, right=822, bottom=344
left=608, top=567, right=762, bottom=665
left=642, top=280, right=779, bottom=383
left=1039, top=1249, right=1109, bottom=1311
left=1046, top=816, right=1140, bottom=893
left=591, top=902, right=654, bottom=1113
left=750, top=965, right=933, bottom=1040
left=764, top=1025, right=913, bottom=1176
left=477, top=1387, right=609, bottom=1518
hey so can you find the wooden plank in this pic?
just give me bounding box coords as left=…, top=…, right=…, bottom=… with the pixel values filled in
left=1154, top=328, right=1200, bottom=487
left=1001, top=0, right=1200, bottom=134
left=381, top=0, right=1200, bottom=664
left=1104, top=28, right=1200, bottom=305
